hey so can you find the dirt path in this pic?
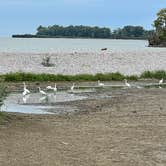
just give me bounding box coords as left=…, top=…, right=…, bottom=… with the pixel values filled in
left=1, top=89, right=166, bottom=166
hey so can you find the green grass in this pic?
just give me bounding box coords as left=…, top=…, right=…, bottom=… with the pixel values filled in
left=0, top=112, right=7, bottom=124
left=140, top=70, right=166, bottom=79
left=0, top=83, right=7, bottom=124
left=3, top=72, right=138, bottom=82
left=1, top=70, right=166, bottom=83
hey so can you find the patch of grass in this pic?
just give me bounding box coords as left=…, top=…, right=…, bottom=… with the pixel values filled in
left=3, top=72, right=138, bottom=82
left=140, top=70, right=166, bottom=79
left=0, top=112, right=7, bottom=124
left=3, top=70, right=166, bottom=82
left=0, top=83, right=7, bottom=124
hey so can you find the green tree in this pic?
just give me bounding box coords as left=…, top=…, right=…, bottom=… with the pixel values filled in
left=154, top=8, right=166, bottom=31
left=154, top=8, right=166, bottom=41
left=148, top=8, right=166, bottom=46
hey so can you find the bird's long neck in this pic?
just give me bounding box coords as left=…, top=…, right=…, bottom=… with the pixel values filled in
left=23, top=82, right=26, bottom=89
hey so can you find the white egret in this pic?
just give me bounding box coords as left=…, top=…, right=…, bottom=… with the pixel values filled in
left=23, top=94, right=30, bottom=104
left=124, top=79, right=131, bottom=88
left=23, top=82, right=30, bottom=95
left=53, top=83, right=57, bottom=93
left=70, top=83, right=75, bottom=91
left=159, top=78, right=164, bottom=85
left=46, top=86, right=53, bottom=90
left=38, top=87, right=47, bottom=95
left=22, top=89, right=29, bottom=96
left=98, top=80, right=104, bottom=86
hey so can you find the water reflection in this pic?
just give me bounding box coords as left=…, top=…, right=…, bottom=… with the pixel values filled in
left=39, top=95, right=49, bottom=103
left=22, top=94, right=30, bottom=104
left=1, top=91, right=87, bottom=114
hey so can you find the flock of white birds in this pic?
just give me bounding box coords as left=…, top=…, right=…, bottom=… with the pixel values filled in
left=22, top=78, right=164, bottom=96
left=22, top=82, right=76, bottom=96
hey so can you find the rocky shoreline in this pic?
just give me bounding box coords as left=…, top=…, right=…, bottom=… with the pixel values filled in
left=0, top=50, right=166, bottom=76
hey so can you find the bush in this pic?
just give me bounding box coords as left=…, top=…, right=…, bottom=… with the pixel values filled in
left=41, top=56, right=54, bottom=67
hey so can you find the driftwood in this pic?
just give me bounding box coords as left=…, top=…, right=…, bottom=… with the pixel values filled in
left=101, top=48, right=107, bottom=51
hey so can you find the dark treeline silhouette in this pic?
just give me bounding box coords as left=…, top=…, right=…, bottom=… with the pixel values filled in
left=111, top=26, right=153, bottom=39
left=36, top=25, right=111, bottom=38
left=12, top=25, right=152, bottom=39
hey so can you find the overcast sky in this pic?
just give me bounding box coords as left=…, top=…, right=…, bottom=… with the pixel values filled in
left=0, top=0, right=165, bottom=36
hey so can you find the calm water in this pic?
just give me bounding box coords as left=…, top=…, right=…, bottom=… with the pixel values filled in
left=0, top=37, right=166, bottom=53
left=1, top=91, right=87, bottom=114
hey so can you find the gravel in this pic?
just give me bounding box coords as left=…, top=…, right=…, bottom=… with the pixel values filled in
left=0, top=50, right=166, bottom=75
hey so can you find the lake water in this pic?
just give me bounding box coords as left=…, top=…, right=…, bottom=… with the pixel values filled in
left=0, top=37, right=166, bottom=53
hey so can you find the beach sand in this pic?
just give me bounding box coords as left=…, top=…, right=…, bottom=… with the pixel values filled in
left=0, top=50, right=166, bottom=75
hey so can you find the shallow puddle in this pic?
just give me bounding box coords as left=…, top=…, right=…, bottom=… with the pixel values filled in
left=1, top=91, right=87, bottom=114
left=1, top=84, right=165, bottom=115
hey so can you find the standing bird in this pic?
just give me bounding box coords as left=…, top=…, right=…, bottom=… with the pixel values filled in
left=98, top=80, right=104, bottom=87
left=38, top=87, right=47, bottom=95
left=159, top=78, right=164, bottom=85
left=52, top=83, right=57, bottom=93
left=22, top=82, right=30, bottom=96
left=22, top=94, right=30, bottom=104
left=70, top=83, right=75, bottom=91
left=124, top=79, right=131, bottom=88
left=22, top=89, right=28, bottom=96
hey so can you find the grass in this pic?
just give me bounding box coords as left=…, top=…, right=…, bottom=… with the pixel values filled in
left=140, top=70, right=166, bottom=79
left=0, top=70, right=165, bottom=83
left=0, top=84, right=8, bottom=124
left=3, top=72, right=138, bottom=82
left=0, top=112, right=8, bottom=124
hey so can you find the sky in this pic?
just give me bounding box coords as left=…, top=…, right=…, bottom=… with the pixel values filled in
left=0, top=0, right=165, bottom=36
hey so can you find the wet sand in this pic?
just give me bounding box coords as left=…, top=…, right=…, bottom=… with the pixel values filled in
left=0, top=50, right=166, bottom=75
left=1, top=88, right=166, bottom=165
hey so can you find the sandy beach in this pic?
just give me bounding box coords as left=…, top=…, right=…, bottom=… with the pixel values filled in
left=0, top=50, right=166, bottom=75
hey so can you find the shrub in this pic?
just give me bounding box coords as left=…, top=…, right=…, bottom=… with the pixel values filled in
left=140, top=70, right=166, bottom=79
left=41, top=56, right=54, bottom=67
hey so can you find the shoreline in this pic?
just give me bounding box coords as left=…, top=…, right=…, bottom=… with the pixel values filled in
left=0, top=50, right=166, bottom=76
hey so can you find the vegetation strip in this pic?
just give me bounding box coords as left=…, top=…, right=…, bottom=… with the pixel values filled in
left=0, top=84, right=8, bottom=124
left=1, top=70, right=166, bottom=82
left=13, top=25, right=151, bottom=39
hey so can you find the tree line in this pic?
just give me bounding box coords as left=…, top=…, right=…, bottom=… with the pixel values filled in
left=111, top=26, right=153, bottom=39
left=13, top=25, right=152, bottom=39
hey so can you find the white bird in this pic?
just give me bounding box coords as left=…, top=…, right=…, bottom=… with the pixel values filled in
left=98, top=80, right=104, bottom=86
left=52, top=83, right=57, bottom=93
left=38, top=87, right=47, bottom=95
left=22, top=89, right=29, bottom=96
left=124, top=79, right=131, bottom=88
left=159, top=78, right=164, bottom=85
left=46, top=85, right=53, bottom=90
left=70, top=83, right=75, bottom=91
left=23, top=82, right=30, bottom=94
left=22, top=94, right=30, bottom=104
